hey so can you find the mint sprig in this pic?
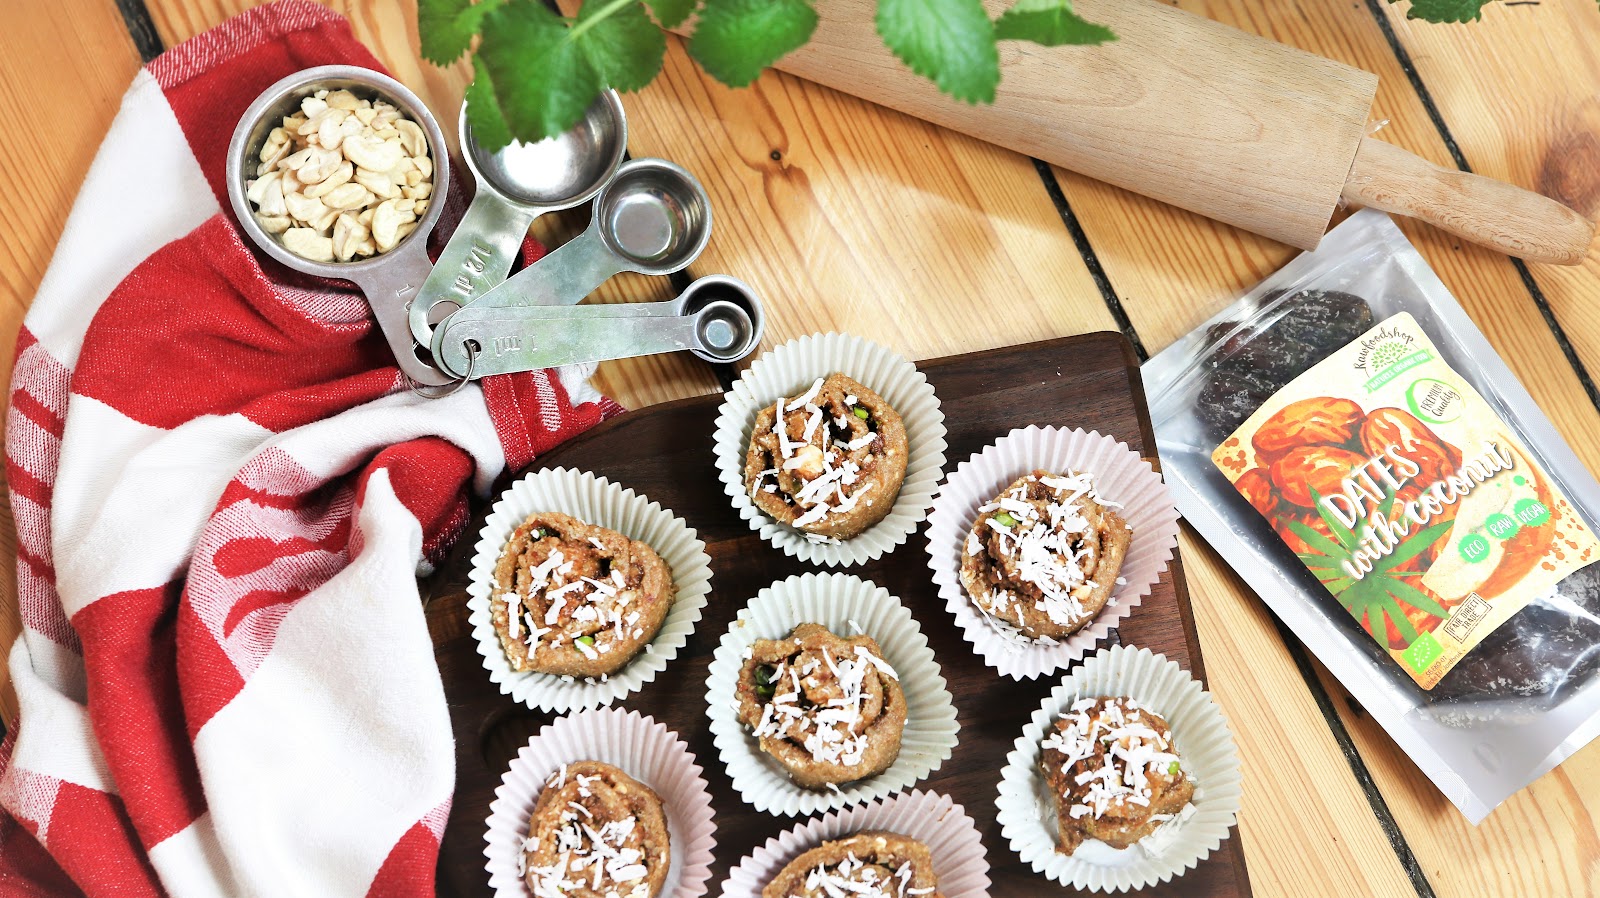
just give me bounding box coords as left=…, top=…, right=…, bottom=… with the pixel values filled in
left=877, top=0, right=1000, bottom=103
left=995, top=0, right=1115, bottom=46
left=1389, top=0, right=1494, bottom=22
left=425, top=0, right=1523, bottom=151
left=689, top=0, right=818, bottom=88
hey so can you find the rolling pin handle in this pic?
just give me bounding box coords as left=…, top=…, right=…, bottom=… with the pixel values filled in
left=1341, top=136, right=1596, bottom=266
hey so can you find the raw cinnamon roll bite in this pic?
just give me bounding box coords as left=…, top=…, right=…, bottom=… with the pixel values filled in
left=959, top=470, right=1131, bottom=642
left=492, top=512, right=675, bottom=678
left=763, top=831, right=943, bottom=898
left=1040, top=697, right=1195, bottom=854
left=736, top=623, right=907, bottom=789
left=521, top=760, right=671, bottom=898
left=744, top=373, right=909, bottom=541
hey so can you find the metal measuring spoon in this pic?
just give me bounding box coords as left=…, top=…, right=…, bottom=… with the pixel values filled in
left=226, top=65, right=457, bottom=387
left=432, top=275, right=764, bottom=378
left=407, top=91, right=627, bottom=347
left=461, top=158, right=712, bottom=313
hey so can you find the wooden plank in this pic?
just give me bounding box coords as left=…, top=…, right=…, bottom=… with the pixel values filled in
left=1375, top=1, right=1600, bottom=388
left=601, top=30, right=1120, bottom=359
left=1342, top=2, right=1600, bottom=892
left=146, top=0, right=723, bottom=412
left=0, top=0, right=145, bottom=727
left=1055, top=1, right=1600, bottom=896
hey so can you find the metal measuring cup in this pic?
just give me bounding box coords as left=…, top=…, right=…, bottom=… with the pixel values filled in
left=432, top=275, right=764, bottom=378
left=407, top=91, right=627, bottom=347
left=226, top=65, right=456, bottom=387
left=459, top=158, right=713, bottom=314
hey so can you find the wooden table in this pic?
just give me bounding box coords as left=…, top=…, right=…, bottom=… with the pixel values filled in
left=2, top=1, right=1597, bottom=895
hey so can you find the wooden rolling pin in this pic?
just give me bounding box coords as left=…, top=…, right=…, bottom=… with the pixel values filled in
left=685, top=0, right=1596, bottom=265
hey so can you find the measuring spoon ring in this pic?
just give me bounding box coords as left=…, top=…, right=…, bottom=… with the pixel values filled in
left=465, top=158, right=712, bottom=312
left=408, top=91, right=627, bottom=346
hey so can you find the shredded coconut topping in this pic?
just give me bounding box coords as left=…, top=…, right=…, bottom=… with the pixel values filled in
left=755, top=378, right=886, bottom=531
left=503, top=525, right=643, bottom=659
left=971, top=471, right=1117, bottom=638
left=522, top=771, right=656, bottom=898
left=1043, top=697, right=1184, bottom=823
left=797, top=852, right=934, bottom=897
left=752, top=644, right=899, bottom=769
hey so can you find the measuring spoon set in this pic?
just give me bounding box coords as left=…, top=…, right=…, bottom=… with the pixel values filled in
left=226, top=66, right=763, bottom=392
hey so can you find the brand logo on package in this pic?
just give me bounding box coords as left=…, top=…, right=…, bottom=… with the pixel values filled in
left=1212, top=312, right=1599, bottom=689
left=1352, top=325, right=1431, bottom=392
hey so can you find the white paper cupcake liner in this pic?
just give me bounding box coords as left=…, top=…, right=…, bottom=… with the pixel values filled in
left=705, top=572, right=960, bottom=817
left=926, top=426, right=1180, bottom=680
left=467, top=467, right=713, bottom=712
left=721, top=789, right=989, bottom=898
left=713, top=332, right=947, bottom=567
left=996, top=646, right=1241, bottom=893
left=484, top=708, right=718, bottom=898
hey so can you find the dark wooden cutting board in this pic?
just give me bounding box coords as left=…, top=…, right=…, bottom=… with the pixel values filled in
left=425, top=332, right=1251, bottom=897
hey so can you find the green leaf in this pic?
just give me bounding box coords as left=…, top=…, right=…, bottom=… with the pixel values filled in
left=420, top=0, right=504, bottom=64
left=477, top=1, right=601, bottom=144
left=1390, top=0, right=1494, bottom=23
left=574, top=0, right=667, bottom=92
left=647, top=0, right=698, bottom=29
left=1374, top=519, right=1455, bottom=574
left=689, top=0, right=817, bottom=88
left=1376, top=595, right=1419, bottom=642
left=1388, top=578, right=1450, bottom=619
left=464, top=56, right=514, bottom=151
left=1308, top=487, right=1361, bottom=552
left=1288, top=520, right=1346, bottom=560
left=994, top=0, right=1114, bottom=46
left=877, top=0, right=1000, bottom=103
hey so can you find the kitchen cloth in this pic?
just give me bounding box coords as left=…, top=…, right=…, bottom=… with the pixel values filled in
left=0, top=2, right=622, bottom=895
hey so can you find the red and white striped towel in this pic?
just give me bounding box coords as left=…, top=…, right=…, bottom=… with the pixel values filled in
left=0, top=3, right=621, bottom=895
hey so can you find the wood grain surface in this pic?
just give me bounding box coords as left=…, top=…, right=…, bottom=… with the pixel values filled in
left=2, top=1, right=1599, bottom=896
left=426, top=333, right=1251, bottom=897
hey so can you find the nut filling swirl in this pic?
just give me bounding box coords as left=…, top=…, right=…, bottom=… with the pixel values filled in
left=735, top=623, right=907, bottom=789
left=744, top=373, right=909, bottom=542
left=959, top=470, right=1132, bottom=642
left=762, top=831, right=943, bottom=898
left=491, top=512, right=675, bottom=679
left=1040, top=697, right=1196, bottom=854
left=519, top=760, right=670, bottom=898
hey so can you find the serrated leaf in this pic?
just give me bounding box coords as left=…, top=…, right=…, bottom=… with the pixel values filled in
left=689, top=0, right=817, bottom=88
left=1392, top=0, right=1494, bottom=23
left=477, top=1, right=601, bottom=144
left=647, top=0, right=698, bottom=29
left=420, top=0, right=504, bottom=64
left=464, top=56, right=514, bottom=151
left=994, top=0, right=1114, bottom=46
left=573, top=0, right=667, bottom=92
left=877, top=0, right=999, bottom=103
left=1288, top=520, right=1347, bottom=560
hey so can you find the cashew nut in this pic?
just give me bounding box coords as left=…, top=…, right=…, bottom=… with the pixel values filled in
left=282, top=228, right=334, bottom=262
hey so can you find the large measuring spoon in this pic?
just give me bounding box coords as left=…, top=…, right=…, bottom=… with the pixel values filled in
left=226, top=65, right=457, bottom=387
left=407, top=91, right=627, bottom=347
left=459, top=158, right=712, bottom=313
left=431, top=275, right=764, bottom=378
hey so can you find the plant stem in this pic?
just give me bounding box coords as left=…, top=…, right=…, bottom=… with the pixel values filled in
left=565, top=0, right=639, bottom=42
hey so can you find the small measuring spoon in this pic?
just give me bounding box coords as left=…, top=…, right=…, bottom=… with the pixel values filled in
left=432, top=275, right=764, bottom=378
left=462, top=158, right=712, bottom=312
left=226, top=65, right=457, bottom=387
left=407, top=91, right=627, bottom=346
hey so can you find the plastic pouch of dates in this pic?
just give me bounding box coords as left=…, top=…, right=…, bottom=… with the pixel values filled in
left=1143, top=208, right=1600, bottom=823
